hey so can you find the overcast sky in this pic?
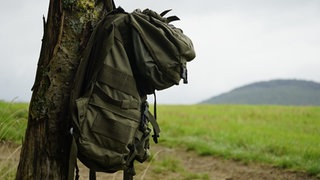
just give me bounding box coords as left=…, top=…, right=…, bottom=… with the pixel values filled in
left=1, top=0, right=320, bottom=104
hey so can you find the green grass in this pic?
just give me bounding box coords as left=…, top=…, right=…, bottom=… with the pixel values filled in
left=156, top=105, right=320, bottom=176
left=1, top=101, right=320, bottom=177
left=0, top=100, right=28, bottom=179
left=0, top=100, right=28, bottom=143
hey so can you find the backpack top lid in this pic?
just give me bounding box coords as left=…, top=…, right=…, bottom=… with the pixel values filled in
left=134, top=8, right=196, bottom=61
left=130, top=9, right=196, bottom=92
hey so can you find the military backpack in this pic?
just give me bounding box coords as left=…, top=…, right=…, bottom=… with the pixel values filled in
left=68, top=2, right=195, bottom=180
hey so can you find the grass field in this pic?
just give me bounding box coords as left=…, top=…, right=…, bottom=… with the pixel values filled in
left=0, top=101, right=319, bottom=177
left=0, top=101, right=28, bottom=143
left=0, top=101, right=28, bottom=179
left=156, top=105, right=320, bottom=176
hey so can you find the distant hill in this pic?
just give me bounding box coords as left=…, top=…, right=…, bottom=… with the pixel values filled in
left=201, top=79, right=320, bottom=105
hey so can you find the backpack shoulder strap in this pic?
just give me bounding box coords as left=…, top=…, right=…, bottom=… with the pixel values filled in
left=105, top=0, right=116, bottom=12
left=68, top=3, right=121, bottom=180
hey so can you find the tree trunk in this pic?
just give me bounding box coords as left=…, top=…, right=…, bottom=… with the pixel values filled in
left=16, top=0, right=111, bottom=179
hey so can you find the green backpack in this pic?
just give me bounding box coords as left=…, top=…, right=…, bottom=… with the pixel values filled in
left=68, top=4, right=195, bottom=180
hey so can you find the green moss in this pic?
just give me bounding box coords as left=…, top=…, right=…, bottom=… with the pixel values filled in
left=76, top=0, right=95, bottom=12
left=62, top=0, right=76, bottom=10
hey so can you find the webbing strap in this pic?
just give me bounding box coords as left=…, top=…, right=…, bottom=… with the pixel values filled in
left=148, top=111, right=160, bottom=143
left=154, top=93, right=160, bottom=143
left=147, top=93, right=160, bottom=143
left=94, top=84, right=140, bottom=109
left=123, top=161, right=135, bottom=180
left=97, top=65, right=138, bottom=97
left=89, top=170, right=96, bottom=180
left=105, top=0, right=116, bottom=12
left=67, top=136, right=79, bottom=180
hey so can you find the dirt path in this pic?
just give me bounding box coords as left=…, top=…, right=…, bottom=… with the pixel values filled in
left=1, top=142, right=318, bottom=180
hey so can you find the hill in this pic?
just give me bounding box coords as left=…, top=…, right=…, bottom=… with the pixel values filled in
left=201, top=79, right=320, bottom=105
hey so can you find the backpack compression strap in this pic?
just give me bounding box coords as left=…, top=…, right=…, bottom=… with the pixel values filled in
left=149, top=93, right=161, bottom=143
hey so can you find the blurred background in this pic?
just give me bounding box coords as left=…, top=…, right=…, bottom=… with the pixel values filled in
left=1, top=0, right=319, bottom=104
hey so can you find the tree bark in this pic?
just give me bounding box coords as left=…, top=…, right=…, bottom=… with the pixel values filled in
left=16, top=0, right=110, bottom=179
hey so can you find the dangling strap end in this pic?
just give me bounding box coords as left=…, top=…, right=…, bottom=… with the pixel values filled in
left=124, top=161, right=136, bottom=180
left=89, top=169, right=96, bottom=180
left=152, top=133, right=159, bottom=144
left=167, top=16, right=180, bottom=23
left=181, top=64, right=188, bottom=84
left=160, top=9, right=172, bottom=16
